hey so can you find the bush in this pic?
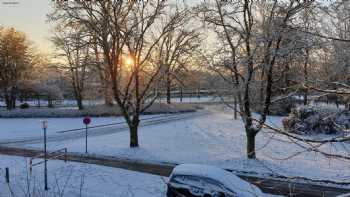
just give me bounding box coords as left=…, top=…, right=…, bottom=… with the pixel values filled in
left=19, top=103, right=29, bottom=109
left=282, top=106, right=350, bottom=135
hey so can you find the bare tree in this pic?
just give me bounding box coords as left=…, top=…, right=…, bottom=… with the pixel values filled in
left=52, top=24, right=92, bottom=110
left=155, top=10, right=202, bottom=104
left=199, top=0, right=314, bottom=159
left=50, top=0, right=190, bottom=147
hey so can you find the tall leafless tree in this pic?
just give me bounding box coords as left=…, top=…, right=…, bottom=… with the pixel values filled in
left=155, top=11, right=201, bottom=104
left=50, top=0, right=191, bottom=147
left=52, top=24, right=92, bottom=110
left=199, top=0, right=314, bottom=159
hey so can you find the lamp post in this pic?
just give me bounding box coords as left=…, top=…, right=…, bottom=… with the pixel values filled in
left=41, top=120, right=48, bottom=191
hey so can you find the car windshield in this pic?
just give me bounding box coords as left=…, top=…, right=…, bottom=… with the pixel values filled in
left=172, top=175, right=228, bottom=191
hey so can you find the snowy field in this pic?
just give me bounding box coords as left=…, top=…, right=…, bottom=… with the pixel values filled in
left=0, top=114, right=170, bottom=140
left=5, top=105, right=346, bottom=186
left=0, top=155, right=166, bottom=197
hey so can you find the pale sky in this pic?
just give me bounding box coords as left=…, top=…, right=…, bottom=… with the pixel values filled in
left=0, top=0, right=54, bottom=53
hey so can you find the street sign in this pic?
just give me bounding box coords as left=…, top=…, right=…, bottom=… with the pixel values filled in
left=83, top=117, right=91, bottom=125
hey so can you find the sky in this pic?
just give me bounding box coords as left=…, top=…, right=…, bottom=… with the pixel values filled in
left=0, top=0, right=203, bottom=55
left=0, top=0, right=54, bottom=53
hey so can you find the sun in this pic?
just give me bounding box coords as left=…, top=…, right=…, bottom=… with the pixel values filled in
left=125, top=56, right=134, bottom=66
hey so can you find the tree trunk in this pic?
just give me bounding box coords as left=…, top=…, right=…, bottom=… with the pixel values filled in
left=10, top=87, right=16, bottom=109
left=37, top=94, right=41, bottom=108
left=130, top=125, right=139, bottom=147
left=104, top=81, right=114, bottom=106
left=5, top=95, right=11, bottom=110
left=303, top=92, right=308, bottom=105
left=48, top=96, right=53, bottom=108
left=77, top=97, right=84, bottom=110
left=103, top=85, right=113, bottom=106
left=166, top=72, right=171, bottom=104
left=5, top=88, right=16, bottom=110
left=303, top=49, right=309, bottom=106
left=180, top=87, right=183, bottom=102
left=233, top=95, right=237, bottom=119
left=246, top=130, right=256, bottom=159
left=129, top=117, right=140, bottom=148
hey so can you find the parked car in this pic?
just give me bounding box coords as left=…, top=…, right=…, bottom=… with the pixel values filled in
left=167, top=164, right=264, bottom=197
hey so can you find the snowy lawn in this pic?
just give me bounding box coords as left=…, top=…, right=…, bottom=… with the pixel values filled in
left=0, top=155, right=166, bottom=197
left=18, top=106, right=350, bottom=185
left=0, top=114, right=166, bottom=140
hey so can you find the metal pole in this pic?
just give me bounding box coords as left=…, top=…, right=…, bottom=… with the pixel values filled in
left=180, top=87, right=183, bottom=103
left=5, top=167, right=9, bottom=183
left=44, top=127, right=48, bottom=190
left=85, top=124, right=88, bottom=154
left=64, top=148, right=67, bottom=162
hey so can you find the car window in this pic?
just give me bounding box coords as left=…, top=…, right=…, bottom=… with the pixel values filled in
left=172, top=175, right=223, bottom=190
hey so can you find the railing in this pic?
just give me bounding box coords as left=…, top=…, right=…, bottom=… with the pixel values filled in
left=29, top=148, right=67, bottom=175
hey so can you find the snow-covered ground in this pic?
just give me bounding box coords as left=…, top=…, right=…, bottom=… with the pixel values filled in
left=0, top=114, right=165, bottom=140
left=0, top=155, right=284, bottom=197
left=0, top=155, right=166, bottom=197
left=6, top=106, right=346, bottom=185
left=1, top=105, right=350, bottom=187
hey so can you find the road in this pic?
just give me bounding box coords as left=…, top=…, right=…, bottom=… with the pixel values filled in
left=0, top=146, right=349, bottom=197
left=0, top=111, right=210, bottom=146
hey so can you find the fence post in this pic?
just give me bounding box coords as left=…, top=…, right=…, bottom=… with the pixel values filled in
left=64, top=148, right=67, bottom=163
left=5, top=167, right=9, bottom=183
left=29, top=159, right=32, bottom=176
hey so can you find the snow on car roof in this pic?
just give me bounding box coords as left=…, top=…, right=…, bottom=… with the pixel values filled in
left=170, top=164, right=264, bottom=197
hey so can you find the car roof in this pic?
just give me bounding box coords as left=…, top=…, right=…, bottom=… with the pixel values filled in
left=170, top=164, right=264, bottom=197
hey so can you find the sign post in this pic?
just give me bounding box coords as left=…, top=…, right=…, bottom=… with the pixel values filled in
left=83, top=117, right=91, bottom=154
left=41, top=120, right=48, bottom=191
